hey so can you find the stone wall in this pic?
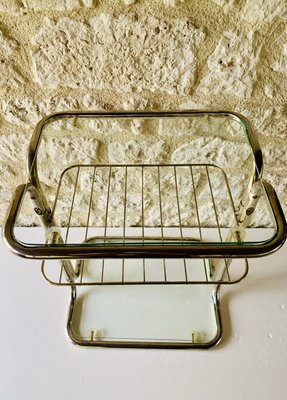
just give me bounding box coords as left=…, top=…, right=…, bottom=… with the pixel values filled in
left=0, top=0, right=286, bottom=226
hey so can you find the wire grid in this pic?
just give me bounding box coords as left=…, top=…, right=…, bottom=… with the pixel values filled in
left=41, top=163, right=248, bottom=285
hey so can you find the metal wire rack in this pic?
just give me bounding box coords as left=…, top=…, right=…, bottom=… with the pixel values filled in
left=42, top=163, right=248, bottom=285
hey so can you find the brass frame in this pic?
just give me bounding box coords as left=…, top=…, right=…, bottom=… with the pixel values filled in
left=66, top=285, right=223, bottom=349
left=2, top=110, right=286, bottom=349
left=3, top=111, right=286, bottom=260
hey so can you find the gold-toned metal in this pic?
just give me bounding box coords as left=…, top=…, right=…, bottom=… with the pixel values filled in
left=3, top=165, right=286, bottom=259
left=66, top=285, right=223, bottom=349
left=2, top=110, right=286, bottom=349
left=39, top=162, right=250, bottom=285
left=41, top=257, right=249, bottom=286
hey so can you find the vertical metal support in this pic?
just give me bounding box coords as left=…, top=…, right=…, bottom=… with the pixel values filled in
left=27, top=184, right=52, bottom=228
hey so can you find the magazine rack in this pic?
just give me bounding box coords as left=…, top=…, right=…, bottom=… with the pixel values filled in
left=3, top=111, right=286, bottom=348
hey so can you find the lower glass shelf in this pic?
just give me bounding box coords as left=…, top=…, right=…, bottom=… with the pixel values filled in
left=67, top=284, right=221, bottom=348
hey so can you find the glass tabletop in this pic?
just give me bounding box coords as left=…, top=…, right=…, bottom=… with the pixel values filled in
left=4, top=111, right=286, bottom=259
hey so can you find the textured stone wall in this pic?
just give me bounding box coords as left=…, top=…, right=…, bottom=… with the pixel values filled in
left=0, top=0, right=286, bottom=226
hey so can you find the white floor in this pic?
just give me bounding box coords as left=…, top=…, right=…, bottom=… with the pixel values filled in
left=1, top=229, right=287, bottom=400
